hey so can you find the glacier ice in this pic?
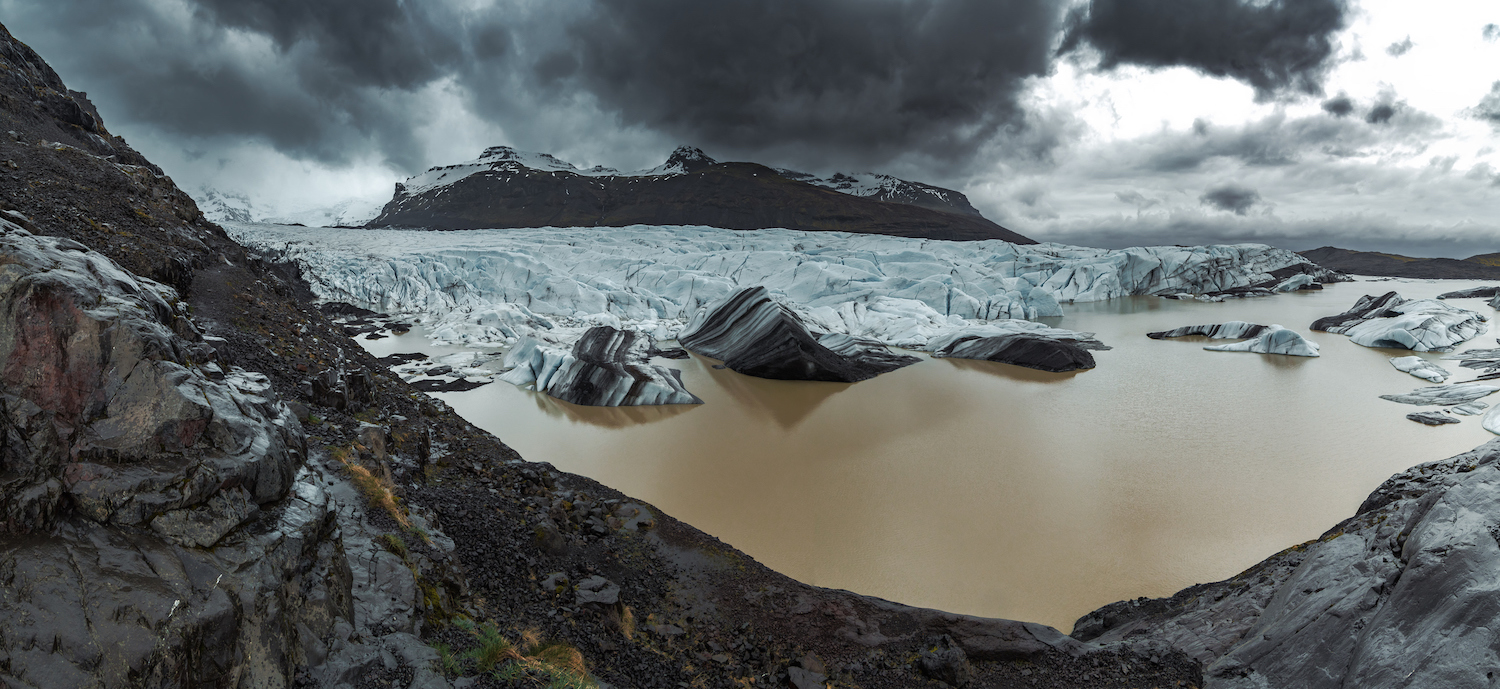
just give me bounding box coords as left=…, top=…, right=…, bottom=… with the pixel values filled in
left=499, top=327, right=701, bottom=406
left=1147, top=321, right=1267, bottom=340
left=1311, top=291, right=1488, bottom=352
left=1379, top=383, right=1499, bottom=406
left=679, top=286, right=919, bottom=382
left=1202, top=325, right=1320, bottom=357
left=229, top=223, right=1321, bottom=351
left=930, top=333, right=1097, bottom=372
left=1389, top=356, right=1450, bottom=382
left=1406, top=411, right=1460, bottom=425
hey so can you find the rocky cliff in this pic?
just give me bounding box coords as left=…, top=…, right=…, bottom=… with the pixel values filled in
left=367, top=146, right=1034, bottom=243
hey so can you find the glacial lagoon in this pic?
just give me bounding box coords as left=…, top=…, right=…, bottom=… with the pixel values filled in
left=361, top=278, right=1498, bottom=632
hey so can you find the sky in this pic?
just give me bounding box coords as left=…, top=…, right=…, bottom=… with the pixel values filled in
left=3, top=0, right=1497, bottom=256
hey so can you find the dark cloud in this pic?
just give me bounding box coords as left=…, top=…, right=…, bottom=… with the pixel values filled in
left=1200, top=183, right=1261, bottom=214
left=1059, top=0, right=1349, bottom=99
left=552, top=0, right=1066, bottom=170
left=1484, top=24, right=1499, bottom=42
left=1385, top=36, right=1413, bottom=57
left=1366, top=103, right=1397, bottom=124
left=1470, top=82, right=1500, bottom=127
left=6, top=0, right=1077, bottom=176
left=1321, top=94, right=1354, bottom=117
left=1, top=0, right=485, bottom=170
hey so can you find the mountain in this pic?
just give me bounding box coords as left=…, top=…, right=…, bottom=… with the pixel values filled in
left=774, top=168, right=986, bottom=217
left=367, top=145, right=1033, bottom=243
left=195, top=187, right=383, bottom=227
left=1300, top=246, right=1500, bottom=279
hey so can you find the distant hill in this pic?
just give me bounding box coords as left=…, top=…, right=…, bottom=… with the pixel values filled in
left=366, top=146, right=1033, bottom=243
left=1299, top=247, right=1500, bottom=280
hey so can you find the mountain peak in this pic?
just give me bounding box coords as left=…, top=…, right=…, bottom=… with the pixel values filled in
left=661, top=146, right=716, bottom=173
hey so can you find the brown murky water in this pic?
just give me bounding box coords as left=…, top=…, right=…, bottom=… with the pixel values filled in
left=361, top=279, right=1499, bottom=631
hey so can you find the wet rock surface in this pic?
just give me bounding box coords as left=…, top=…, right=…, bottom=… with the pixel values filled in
left=1074, top=439, right=1500, bottom=688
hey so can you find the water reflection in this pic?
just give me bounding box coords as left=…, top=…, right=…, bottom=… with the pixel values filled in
left=942, top=357, right=1088, bottom=382
left=529, top=392, right=699, bottom=428
left=704, top=358, right=852, bottom=429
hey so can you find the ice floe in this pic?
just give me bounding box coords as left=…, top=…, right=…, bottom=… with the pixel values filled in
left=1378, top=383, right=1499, bottom=406
left=1389, top=356, right=1450, bottom=382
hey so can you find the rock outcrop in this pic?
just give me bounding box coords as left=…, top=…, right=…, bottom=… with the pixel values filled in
left=499, top=326, right=702, bottom=406
left=0, top=221, right=353, bottom=687
left=1311, top=291, right=1487, bottom=351
left=1202, top=325, right=1320, bottom=357
left=680, top=286, right=919, bottom=382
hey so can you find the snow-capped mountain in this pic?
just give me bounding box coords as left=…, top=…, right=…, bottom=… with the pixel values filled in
left=368, top=146, right=1030, bottom=243
left=193, top=188, right=383, bottom=227
left=775, top=170, right=985, bottom=218
left=195, top=188, right=259, bottom=224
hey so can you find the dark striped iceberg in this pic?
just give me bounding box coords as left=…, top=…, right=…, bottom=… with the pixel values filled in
left=679, top=286, right=919, bottom=382
left=499, top=326, right=701, bottom=406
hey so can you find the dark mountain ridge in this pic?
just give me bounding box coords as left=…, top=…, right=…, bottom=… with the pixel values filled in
left=368, top=146, right=1034, bottom=243
left=1300, top=246, right=1500, bottom=280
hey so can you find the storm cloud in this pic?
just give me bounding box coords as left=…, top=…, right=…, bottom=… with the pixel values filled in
left=1200, top=184, right=1262, bottom=214
left=1060, top=0, right=1350, bottom=98
left=551, top=0, right=1065, bottom=169
left=2, top=0, right=1074, bottom=176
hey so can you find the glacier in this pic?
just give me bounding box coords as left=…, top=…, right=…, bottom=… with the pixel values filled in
left=229, top=223, right=1330, bottom=353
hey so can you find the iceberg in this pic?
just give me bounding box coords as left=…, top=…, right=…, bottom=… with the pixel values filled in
left=930, top=333, right=1098, bottom=372
left=1147, top=321, right=1267, bottom=340
left=678, top=286, right=918, bottom=382
left=1311, top=291, right=1487, bottom=352
left=499, top=327, right=701, bottom=406
left=1201, top=325, right=1320, bottom=357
